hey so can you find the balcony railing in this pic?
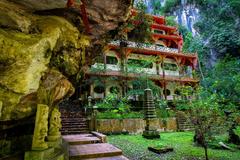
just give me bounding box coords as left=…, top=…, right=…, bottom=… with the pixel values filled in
left=109, top=40, right=179, bottom=54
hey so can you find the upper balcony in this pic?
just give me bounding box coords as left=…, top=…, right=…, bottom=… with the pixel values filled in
left=109, top=40, right=179, bottom=54
left=109, top=40, right=197, bottom=57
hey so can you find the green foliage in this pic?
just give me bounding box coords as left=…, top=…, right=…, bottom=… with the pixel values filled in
left=162, top=0, right=180, bottom=13
left=151, top=0, right=163, bottom=15
left=135, top=0, right=147, bottom=11
left=191, top=0, right=240, bottom=58
left=155, top=100, right=175, bottom=118
left=162, top=0, right=240, bottom=65
left=96, top=93, right=130, bottom=112
left=127, top=76, right=161, bottom=97
left=156, top=108, right=175, bottom=118
left=165, top=16, right=177, bottom=26
left=127, top=56, right=156, bottom=72
left=189, top=94, right=226, bottom=160
left=127, top=0, right=152, bottom=43
left=175, top=102, right=191, bottom=110
left=203, top=57, right=240, bottom=103
left=233, top=126, right=240, bottom=137
left=96, top=93, right=143, bottom=119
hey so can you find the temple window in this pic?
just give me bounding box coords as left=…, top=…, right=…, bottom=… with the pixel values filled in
left=94, top=85, right=105, bottom=94
left=156, top=44, right=164, bottom=47
left=106, top=56, right=118, bottom=65
left=174, top=89, right=181, bottom=95
left=153, top=29, right=164, bottom=34
left=163, top=63, right=178, bottom=71
left=163, top=89, right=171, bottom=96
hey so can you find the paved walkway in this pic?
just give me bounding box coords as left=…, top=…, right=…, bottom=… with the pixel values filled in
left=63, top=132, right=128, bottom=160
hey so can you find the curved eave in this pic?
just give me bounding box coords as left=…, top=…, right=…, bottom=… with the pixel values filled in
left=152, top=33, right=182, bottom=41
left=152, top=15, right=165, bottom=25
left=151, top=24, right=177, bottom=31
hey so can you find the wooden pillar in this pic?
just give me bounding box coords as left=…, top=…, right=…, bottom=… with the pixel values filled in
left=66, top=0, right=75, bottom=7
left=104, top=53, right=107, bottom=70
left=160, top=55, right=167, bottom=100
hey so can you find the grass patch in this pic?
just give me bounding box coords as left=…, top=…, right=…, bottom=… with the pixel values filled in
left=108, top=132, right=240, bottom=160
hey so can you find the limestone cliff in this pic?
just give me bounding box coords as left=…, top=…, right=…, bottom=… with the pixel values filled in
left=0, top=0, right=132, bottom=121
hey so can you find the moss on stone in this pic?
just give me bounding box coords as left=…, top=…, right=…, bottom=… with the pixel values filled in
left=0, top=1, right=90, bottom=120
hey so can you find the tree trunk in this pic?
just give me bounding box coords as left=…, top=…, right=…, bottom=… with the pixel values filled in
left=204, top=146, right=208, bottom=160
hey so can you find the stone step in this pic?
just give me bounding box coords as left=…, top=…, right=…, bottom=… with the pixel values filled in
left=61, top=122, right=88, bottom=125
left=63, top=134, right=102, bottom=145
left=61, top=127, right=89, bottom=130
left=69, top=143, right=122, bottom=159
left=62, top=125, right=88, bottom=128
left=82, top=155, right=129, bottom=160
left=61, top=118, right=87, bottom=122
left=61, top=130, right=90, bottom=134
left=61, top=122, right=88, bottom=126
left=61, top=130, right=90, bottom=135
left=61, top=121, right=88, bottom=124
left=61, top=119, right=87, bottom=121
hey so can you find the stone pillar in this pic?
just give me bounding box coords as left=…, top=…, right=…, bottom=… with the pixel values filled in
left=142, top=89, right=160, bottom=139
left=0, top=101, right=2, bottom=119
left=32, top=104, right=49, bottom=150
left=25, top=105, right=63, bottom=160
left=25, top=104, right=51, bottom=160
left=47, top=107, right=61, bottom=142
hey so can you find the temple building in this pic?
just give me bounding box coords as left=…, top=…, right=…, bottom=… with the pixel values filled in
left=82, top=10, right=199, bottom=102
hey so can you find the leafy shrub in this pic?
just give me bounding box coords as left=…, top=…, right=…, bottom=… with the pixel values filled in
left=96, top=93, right=143, bottom=119
left=175, top=101, right=191, bottom=111
left=162, top=0, right=180, bottom=13
left=233, top=126, right=240, bottom=137
left=165, top=16, right=177, bottom=26
left=97, top=111, right=143, bottom=119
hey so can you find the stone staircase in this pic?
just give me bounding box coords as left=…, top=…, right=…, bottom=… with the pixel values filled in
left=63, top=132, right=128, bottom=160
left=60, top=109, right=90, bottom=135
left=176, top=111, right=194, bottom=131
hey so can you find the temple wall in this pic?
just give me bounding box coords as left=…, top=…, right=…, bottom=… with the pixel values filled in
left=96, top=117, right=177, bottom=134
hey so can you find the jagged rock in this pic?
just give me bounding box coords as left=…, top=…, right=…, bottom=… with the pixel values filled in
left=10, top=0, right=66, bottom=11
left=0, top=0, right=31, bottom=33
left=85, top=0, right=132, bottom=37
left=37, top=69, right=75, bottom=106
left=11, top=0, right=132, bottom=38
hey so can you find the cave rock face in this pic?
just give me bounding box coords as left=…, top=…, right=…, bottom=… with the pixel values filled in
left=85, top=0, right=132, bottom=36
left=0, top=0, right=132, bottom=121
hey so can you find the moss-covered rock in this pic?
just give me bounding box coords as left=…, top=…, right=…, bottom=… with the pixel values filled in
left=0, top=1, right=89, bottom=120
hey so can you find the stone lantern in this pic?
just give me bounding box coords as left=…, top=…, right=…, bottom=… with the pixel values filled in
left=142, top=88, right=160, bottom=139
